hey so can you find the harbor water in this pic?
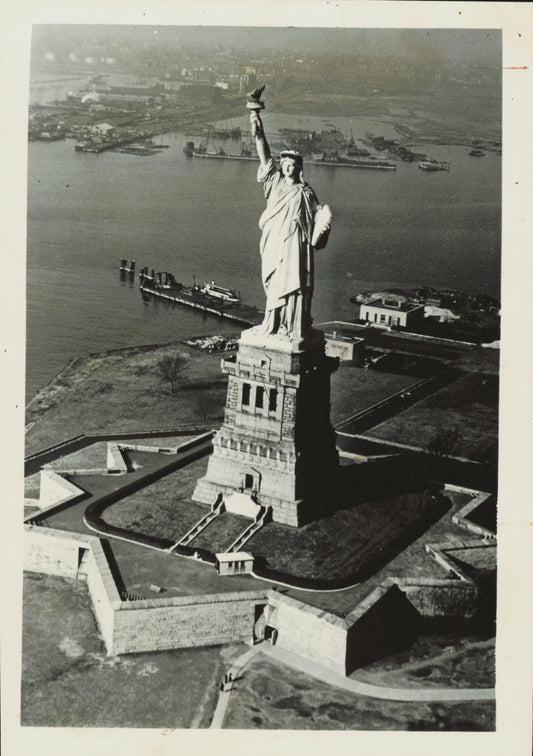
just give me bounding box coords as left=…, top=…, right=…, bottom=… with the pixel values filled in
left=26, top=130, right=501, bottom=402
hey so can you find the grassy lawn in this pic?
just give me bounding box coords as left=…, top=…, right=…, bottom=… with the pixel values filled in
left=25, top=344, right=229, bottom=455
left=95, top=456, right=451, bottom=586
left=188, top=512, right=252, bottom=553
left=102, top=495, right=209, bottom=543
left=354, top=635, right=495, bottom=690
left=22, top=572, right=231, bottom=728
left=25, top=347, right=416, bottom=455
left=330, top=364, right=414, bottom=425
left=368, top=372, right=499, bottom=461
left=284, top=488, right=473, bottom=615
left=24, top=473, right=41, bottom=499
left=43, top=441, right=109, bottom=470
left=223, top=654, right=495, bottom=731
left=100, top=458, right=211, bottom=542
left=248, top=488, right=436, bottom=581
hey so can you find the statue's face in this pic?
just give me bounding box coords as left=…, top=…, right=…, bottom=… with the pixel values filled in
left=281, top=159, right=301, bottom=181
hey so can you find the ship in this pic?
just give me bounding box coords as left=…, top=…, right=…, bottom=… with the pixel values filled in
left=185, top=141, right=396, bottom=170
left=186, top=140, right=258, bottom=162
left=196, top=280, right=241, bottom=304
left=307, top=154, right=397, bottom=170
left=469, top=149, right=485, bottom=157
left=418, top=160, right=450, bottom=172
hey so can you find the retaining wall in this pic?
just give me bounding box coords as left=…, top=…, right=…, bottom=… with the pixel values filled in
left=23, top=510, right=488, bottom=672
left=112, top=591, right=268, bottom=655
left=25, top=427, right=215, bottom=476
left=24, top=526, right=120, bottom=652
left=24, top=525, right=268, bottom=657
left=268, top=592, right=348, bottom=675
left=24, top=525, right=88, bottom=579
left=85, top=540, right=122, bottom=650
left=395, top=577, right=477, bottom=620
left=345, top=582, right=419, bottom=673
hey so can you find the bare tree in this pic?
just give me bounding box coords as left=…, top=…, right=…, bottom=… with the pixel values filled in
left=157, top=353, right=187, bottom=394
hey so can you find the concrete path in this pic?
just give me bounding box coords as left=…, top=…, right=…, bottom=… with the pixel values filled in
left=260, top=644, right=495, bottom=703
left=209, top=645, right=262, bottom=729
left=210, top=643, right=495, bottom=729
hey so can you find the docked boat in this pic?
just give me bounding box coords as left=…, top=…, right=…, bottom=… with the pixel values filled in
left=137, top=268, right=259, bottom=325
left=310, top=155, right=396, bottom=170
left=418, top=160, right=450, bottom=172
left=197, top=281, right=241, bottom=304
left=188, top=140, right=257, bottom=161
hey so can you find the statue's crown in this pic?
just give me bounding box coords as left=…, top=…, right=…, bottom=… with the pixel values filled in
left=280, top=150, right=303, bottom=167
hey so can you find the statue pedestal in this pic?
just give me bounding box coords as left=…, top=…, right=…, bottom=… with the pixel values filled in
left=192, top=328, right=339, bottom=527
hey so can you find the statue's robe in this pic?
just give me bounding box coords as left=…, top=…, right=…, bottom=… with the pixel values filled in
left=257, top=159, right=320, bottom=335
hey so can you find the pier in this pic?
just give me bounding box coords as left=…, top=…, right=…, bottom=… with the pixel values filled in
left=139, top=280, right=263, bottom=327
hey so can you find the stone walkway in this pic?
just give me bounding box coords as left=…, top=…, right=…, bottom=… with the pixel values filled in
left=209, top=642, right=495, bottom=728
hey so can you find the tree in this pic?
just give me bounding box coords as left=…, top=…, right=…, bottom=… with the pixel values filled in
left=157, top=353, right=187, bottom=394
left=428, top=424, right=462, bottom=457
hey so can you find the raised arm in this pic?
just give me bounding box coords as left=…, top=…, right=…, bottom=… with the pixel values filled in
left=250, top=111, right=271, bottom=168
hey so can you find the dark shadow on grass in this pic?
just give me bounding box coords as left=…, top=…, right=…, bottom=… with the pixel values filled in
left=334, top=455, right=430, bottom=513
left=180, top=379, right=227, bottom=391
left=251, top=457, right=452, bottom=589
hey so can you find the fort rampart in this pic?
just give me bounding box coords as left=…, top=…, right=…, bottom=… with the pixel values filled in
left=24, top=520, right=485, bottom=674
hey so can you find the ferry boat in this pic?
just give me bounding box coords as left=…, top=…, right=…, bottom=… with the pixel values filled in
left=418, top=160, right=450, bottom=172
left=197, top=281, right=241, bottom=304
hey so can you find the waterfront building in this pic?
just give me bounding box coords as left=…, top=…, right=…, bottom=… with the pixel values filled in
left=360, top=297, right=425, bottom=329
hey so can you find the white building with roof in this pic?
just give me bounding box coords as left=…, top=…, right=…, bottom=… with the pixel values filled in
left=360, top=297, right=425, bottom=329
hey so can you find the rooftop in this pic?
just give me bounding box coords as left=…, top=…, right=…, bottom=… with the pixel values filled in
left=363, top=298, right=424, bottom=313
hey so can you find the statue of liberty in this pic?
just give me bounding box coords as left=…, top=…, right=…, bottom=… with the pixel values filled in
left=248, top=90, right=332, bottom=341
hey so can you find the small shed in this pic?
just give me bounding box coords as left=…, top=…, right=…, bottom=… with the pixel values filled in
left=215, top=552, right=254, bottom=576
left=325, top=332, right=365, bottom=365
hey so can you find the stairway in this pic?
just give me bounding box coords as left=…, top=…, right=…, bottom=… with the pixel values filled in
left=227, top=505, right=270, bottom=552
left=175, top=496, right=224, bottom=548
